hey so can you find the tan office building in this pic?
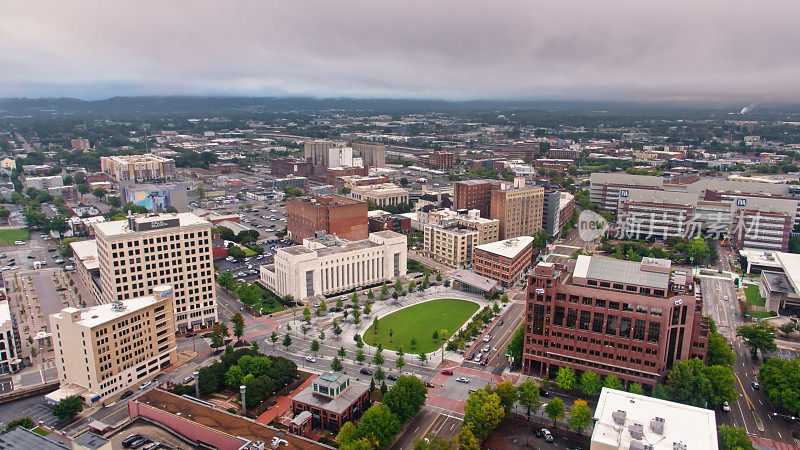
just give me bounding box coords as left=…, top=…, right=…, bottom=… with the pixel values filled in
left=48, top=285, right=176, bottom=403
left=100, top=154, right=176, bottom=184
left=423, top=221, right=479, bottom=269
left=94, top=213, right=217, bottom=332
left=490, top=184, right=544, bottom=240
left=424, top=209, right=499, bottom=244
left=349, top=183, right=410, bottom=207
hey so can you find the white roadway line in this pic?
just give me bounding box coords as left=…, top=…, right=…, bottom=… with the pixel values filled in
left=736, top=400, right=750, bottom=434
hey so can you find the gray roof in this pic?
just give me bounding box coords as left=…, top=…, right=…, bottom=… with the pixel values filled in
left=450, top=270, right=498, bottom=292
left=0, top=427, right=70, bottom=449
left=292, top=379, right=370, bottom=415
left=72, top=432, right=110, bottom=450
left=762, top=271, right=794, bottom=294
left=575, top=255, right=669, bottom=290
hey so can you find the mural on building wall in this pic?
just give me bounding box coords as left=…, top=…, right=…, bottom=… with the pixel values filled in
left=124, top=188, right=170, bottom=212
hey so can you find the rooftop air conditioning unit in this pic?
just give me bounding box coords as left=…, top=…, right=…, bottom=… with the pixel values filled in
left=650, top=417, right=665, bottom=435
left=629, top=423, right=644, bottom=440
left=612, top=410, right=627, bottom=425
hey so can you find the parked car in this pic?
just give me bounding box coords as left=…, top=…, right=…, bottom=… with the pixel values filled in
left=541, top=429, right=554, bottom=442
left=497, top=319, right=504, bottom=326
left=440, top=369, right=453, bottom=375
left=456, top=377, right=470, bottom=383
left=305, top=356, right=316, bottom=363
left=139, top=381, right=153, bottom=390
left=120, top=390, right=134, bottom=400
left=425, top=382, right=435, bottom=388
left=387, top=374, right=398, bottom=381
left=183, top=375, right=194, bottom=384
left=474, top=353, right=482, bottom=361
left=482, top=345, right=490, bottom=352
left=129, top=438, right=152, bottom=449
left=533, top=429, right=543, bottom=438
left=360, top=368, right=373, bottom=376
left=722, top=401, right=731, bottom=412
left=122, top=434, right=143, bottom=447
left=483, top=334, right=492, bottom=342
left=751, top=382, right=760, bottom=390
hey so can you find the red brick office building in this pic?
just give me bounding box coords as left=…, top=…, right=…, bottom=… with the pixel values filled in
left=286, top=194, right=368, bottom=244
left=523, top=255, right=708, bottom=390
left=474, top=236, right=535, bottom=288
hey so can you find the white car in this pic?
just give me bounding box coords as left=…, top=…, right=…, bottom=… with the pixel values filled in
left=721, top=401, right=730, bottom=412
left=483, top=334, right=492, bottom=342
left=456, top=377, right=470, bottom=383
left=474, top=353, right=482, bottom=361
left=482, top=345, right=490, bottom=352
left=305, top=356, right=316, bottom=363
left=13, top=240, right=24, bottom=245
left=139, top=381, right=153, bottom=390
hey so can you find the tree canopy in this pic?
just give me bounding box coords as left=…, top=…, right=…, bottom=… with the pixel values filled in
left=759, top=356, right=800, bottom=415
left=383, top=375, right=428, bottom=422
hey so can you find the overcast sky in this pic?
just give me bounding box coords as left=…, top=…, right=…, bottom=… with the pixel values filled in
left=2, top=1, right=799, bottom=102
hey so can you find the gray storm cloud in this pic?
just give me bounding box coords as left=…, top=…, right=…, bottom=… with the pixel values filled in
left=1, top=0, right=798, bottom=102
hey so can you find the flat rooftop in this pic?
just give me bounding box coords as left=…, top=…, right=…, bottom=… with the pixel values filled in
left=573, top=255, right=669, bottom=290
left=476, top=236, right=534, bottom=259
left=0, top=300, right=11, bottom=327
left=450, top=269, right=498, bottom=292
left=70, top=239, right=99, bottom=270
left=93, top=212, right=208, bottom=237
left=51, top=292, right=166, bottom=328
left=592, top=387, right=716, bottom=450
left=134, top=389, right=326, bottom=449
left=292, top=378, right=370, bottom=415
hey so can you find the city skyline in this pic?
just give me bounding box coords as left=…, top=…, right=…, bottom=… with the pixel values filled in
left=2, top=1, right=800, bottom=102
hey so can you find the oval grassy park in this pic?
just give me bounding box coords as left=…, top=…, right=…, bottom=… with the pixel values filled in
left=363, top=299, right=479, bottom=353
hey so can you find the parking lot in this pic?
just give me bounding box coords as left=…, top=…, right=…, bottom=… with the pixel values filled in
left=437, top=372, right=495, bottom=402
left=214, top=239, right=295, bottom=282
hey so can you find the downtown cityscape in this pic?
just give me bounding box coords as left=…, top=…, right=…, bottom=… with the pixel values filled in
left=0, top=2, right=799, bottom=450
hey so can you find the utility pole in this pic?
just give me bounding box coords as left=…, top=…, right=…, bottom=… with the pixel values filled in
left=194, top=371, right=200, bottom=398
left=240, top=385, right=247, bottom=415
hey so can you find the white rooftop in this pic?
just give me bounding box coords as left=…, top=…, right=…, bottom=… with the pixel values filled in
left=775, top=252, right=800, bottom=295
left=93, top=212, right=208, bottom=237
left=592, top=388, right=716, bottom=450
left=476, top=236, right=535, bottom=259
left=51, top=291, right=167, bottom=328
left=0, top=300, right=11, bottom=328
left=70, top=240, right=99, bottom=270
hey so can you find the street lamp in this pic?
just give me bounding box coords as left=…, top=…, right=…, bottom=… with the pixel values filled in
left=194, top=371, right=200, bottom=398
left=240, top=385, right=247, bottom=415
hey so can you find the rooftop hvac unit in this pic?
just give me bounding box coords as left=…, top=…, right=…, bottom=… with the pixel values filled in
left=629, top=423, right=644, bottom=440
left=110, top=301, right=126, bottom=312
left=673, top=442, right=687, bottom=450
left=630, top=442, right=654, bottom=450
left=612, top=410, right=627, bottom=425
left=650, top=417, right=665, bottom=435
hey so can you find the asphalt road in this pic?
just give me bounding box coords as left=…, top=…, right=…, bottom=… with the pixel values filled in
left=703, top=248, right=800, bottom=444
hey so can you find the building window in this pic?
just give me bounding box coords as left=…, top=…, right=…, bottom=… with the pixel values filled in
left=566, top=308, right=578, bottom=328
left=633, top=319, right=646, bottom=341
left=592, top=313, right=604, bottom=333
left=579, top=311, right=591, bottom=331
left=647, top=322, right=661, bottom=343
left=619, top=317, right=632, bottom=338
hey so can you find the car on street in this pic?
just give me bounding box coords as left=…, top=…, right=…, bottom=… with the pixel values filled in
left=14, top=240, right=24, bottom=245
left=497, top=319, right=504, bottom=326
left=305, top=356, right=316, bottom=363
left=456, top=377, right=470, bottom=383
left=425, top=382, right=435, bottom=388
left=483, top=334, right=492, bottom=342
left=721, top=401, right=730, bottom=412
left=139, top=381, right=153, bottom=390
left=120, top=390, right=134, bottom=400
left=387, top=374, right=398, bottom=381
left=482, top=345, right=490, bottom=352
left=467, top=352, right=474, bottom=360
left=183, top=375, right=195, bottom=384
left=440, top=369, right=453, bottom=375
left=751, top=382, right=760, bottom=390
left=360, top=368, right=373, bottom=376
left=540, top=389, right=550, bottom=397
left=541, top=429, right=554, bottom=442
left=474, top=353, right=482, bottom=361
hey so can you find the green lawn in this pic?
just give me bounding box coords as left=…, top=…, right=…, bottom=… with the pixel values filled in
left=32, top=427, right=50, bottom=436
left=0, top=229, right=28, bottom=246
left=407, top=258, right=434, bottom=275
left=242, top=247, right=258, bottom=257
left=364, top=299, right=479, bottom=353
left=744, top=284, right=766, bottom=306
left=749, top=310, right=778, bottom=319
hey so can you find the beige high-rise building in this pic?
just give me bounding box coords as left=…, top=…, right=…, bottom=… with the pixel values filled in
left=490, top=183, right=544, bottom=240
left=48, top=285, right=176, bottom=403
left=93, top=212, right=217, bottom=332
left=423, top=221, right=479, bottom=269
left=100, top=154, right=176, bottom=185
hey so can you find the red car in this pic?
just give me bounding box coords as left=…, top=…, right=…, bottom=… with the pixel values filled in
left=440, top=369, right=453, bottom=375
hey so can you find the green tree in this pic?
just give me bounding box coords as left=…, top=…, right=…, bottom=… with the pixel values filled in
left=652, top=384, right=669, bottom=400
left=5, top=417, right=34, bottom=431
left=337, top=421, right=361, bottom=447
left=51, top=396, right=83, bottom=420
left=544, top=397, right=566, bottom=428
left=225, top=365, right=244, bottom=388
left=517, top=380, right=540, bottom=417
left=310, top=339, right=320, bottom=356
left=737, top=323, right=777, bottom=357
left=456, top=423, right=480, bottom=450
left=492, top=380, right=518, bottom=416
left=778, top=322, right=796, bottom=338
left=359, top=404, right=401, bottom=449
left=331, top=357, right=343, bottom=372
left=603, top=375, right=624, bottom=391
left=628, top=382, right=645, bottom=395
left=383, top=375, right=428, bottom=422
left=338, top=346, right=347, bottom=358
left=506, top=325, right=524, bottom=369
left=408, top=281, right=416, bottom=292
left=282, top=334, right=292, bottom=349
left=395, top=355, right=405, bottom=370
left=758, top=356, right=800, bottom=415
left=665, top=358, right=713, bottom=407
left=706, top=364, right=739, bottom=405
left=374, top=366, right=385, bottom=382
left=555, top=366, right=577, bottom=391
left=707, top=331, right=736, bottom=367
left=688, top=235, right=709, bottom=264
left=270, top=331, right=278, bottom=345
left=92, top=187, right=108, bottom=198
left=568, top=399, right=593, bottom=434
left=303, top=307, right=312, bottom=324
left=717, top=425, right=755, bottom=450
left=373, top=349, right=384, bottom=366
left=356, top=348, right=366, bottom=364
left=231, top=312, right=245, bottom=343
left=394, top=279, right=403, bottom=293
left=579, top=370, right=601, bottom=396
left=463, top=389, right=505, bottom=440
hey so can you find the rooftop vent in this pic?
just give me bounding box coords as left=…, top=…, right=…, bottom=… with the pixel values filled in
left=630, top=442, right=654, bottom=450
left=110, top=301, right=126, bottom=312
left=629, top=423, right=644, bottom=440
left=650, top=417, right=665, bottom=435
left=612, top=410, right=627, bottom=425
left=673, top=442, right=687, bottom=450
